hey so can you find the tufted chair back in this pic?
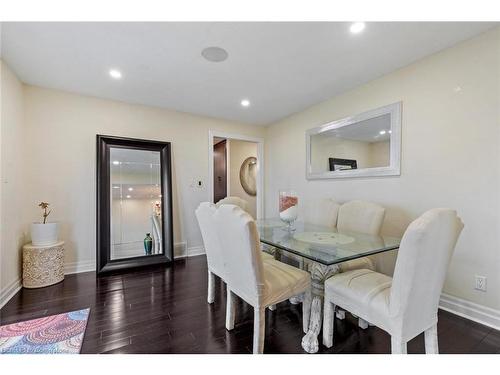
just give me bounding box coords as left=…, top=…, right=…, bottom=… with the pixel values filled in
left=337, top=200, right=385, bottom=235
left=195, top=202, right=225, bottom=277
left=303, top=198, right=340, bottom=228
left=215, top=196, right=249, bottom=212
left=213, top=204, right=265, bottom=305
left=389, top=208, right=464, bottom=340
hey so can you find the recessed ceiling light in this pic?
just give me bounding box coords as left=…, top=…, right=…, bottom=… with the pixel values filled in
left=109, top=69, right=122, bottom=79
left=379, top=130, right=386, bottom=135
left=128, top=187, right=133, bottom=191
left=388, top=130, right=392, bottom=134
left=113, top=185, right=120, bottom=189
left=350, top=22, right=366, bottom=34
left=112, top=160, right=120, bottom=165
left=201, top=47, right=228, bottom=62
left=126, top=195, right=131, bottom=199
left=241, top=99, right=251, bottom=107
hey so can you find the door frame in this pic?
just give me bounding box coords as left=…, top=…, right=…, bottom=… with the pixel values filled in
left=208, top=130, right=264, bottom=219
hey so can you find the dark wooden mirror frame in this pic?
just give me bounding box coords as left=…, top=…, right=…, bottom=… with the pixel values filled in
left=96, top=135, right=174, bottom=275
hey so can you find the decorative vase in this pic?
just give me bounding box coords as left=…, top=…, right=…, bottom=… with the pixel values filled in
left=279, top=190, right=298, bottom=231
left=144, top=233, right=153, bottom=255
left=31, top=222, right=59, bottom=246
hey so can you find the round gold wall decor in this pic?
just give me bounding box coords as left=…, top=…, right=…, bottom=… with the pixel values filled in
left=240, top=157, right=257, bottom=196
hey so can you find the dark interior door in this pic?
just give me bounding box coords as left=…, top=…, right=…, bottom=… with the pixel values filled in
left=213, top=140, right=227, bottom=203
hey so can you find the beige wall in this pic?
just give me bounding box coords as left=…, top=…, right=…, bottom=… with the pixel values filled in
left=265, top=28, right=500, bottom=310
left=228, top=139, right=258, bottom=218
left=0, top=61, right=29, bottom=304
left=19, top=86, right=264, bottom=270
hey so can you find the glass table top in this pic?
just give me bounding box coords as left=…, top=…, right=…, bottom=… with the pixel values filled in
left=256, top=218, right=401, bottom=266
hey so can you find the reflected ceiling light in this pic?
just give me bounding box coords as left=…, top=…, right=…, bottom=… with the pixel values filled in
left=350, top=22, right=366, bottom=34
left=241, top=99, right=250, bottom=107
left=379, top=130, right=386, bottom=135
left=113, top=185, right=120, bottom=189
left=112, top=160, right=120, bottom=165
left=126, top=195, right=131, bottom=199
left=128, top=187, right=133, bottom=191
left=201, top=46, right=229, bottom=62
left=109, top=69, right=122, bottom=79
left=388, top=130, right=392, bottom=134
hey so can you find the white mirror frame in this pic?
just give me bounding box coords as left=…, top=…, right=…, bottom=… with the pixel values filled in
left=306, top=102, right=402, bottom=180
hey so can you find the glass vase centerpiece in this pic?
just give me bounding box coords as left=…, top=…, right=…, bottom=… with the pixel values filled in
left=279, top=190, right=298, bottom=231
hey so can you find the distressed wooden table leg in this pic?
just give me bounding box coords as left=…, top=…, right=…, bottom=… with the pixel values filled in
left=301, top=261, right=340, bottom=354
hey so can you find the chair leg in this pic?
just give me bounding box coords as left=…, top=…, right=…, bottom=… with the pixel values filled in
left=424, top=324, right=439, bottom=354
left=253, top=307, right=265, bottom=354
left=391, top=336, right=407, bottom=354
left=358, top=318, right=369, bottom=329
left=322, top=300, right=336, bottom=348
left=302, top=288, right=312, bottom=334
left=225, top=287, right=236, bottom=330
left=207, top=270, right=215, bottom=304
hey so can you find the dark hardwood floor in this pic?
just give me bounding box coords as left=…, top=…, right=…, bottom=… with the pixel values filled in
left=1, top=255, right=499, bottom=354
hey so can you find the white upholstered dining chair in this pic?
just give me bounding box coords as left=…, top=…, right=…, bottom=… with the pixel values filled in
left=322, top=208, right=464, bottom=354
left=336, top=200, right=386, bottom=273
left=303, top=198, right=340, bottom=227
left=213, top=204, right=312, bottom=354
left=334, top=200, right=386, bottom=327
left=195, top=202, right=274, bottom=304
left=215, top=196, right=249, bottom=212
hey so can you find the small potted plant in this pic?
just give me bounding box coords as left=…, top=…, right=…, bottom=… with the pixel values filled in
left=30, top=202, right=59, bottom=246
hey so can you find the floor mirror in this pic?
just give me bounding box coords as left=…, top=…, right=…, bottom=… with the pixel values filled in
left=96, top=135, right=173, bottom=275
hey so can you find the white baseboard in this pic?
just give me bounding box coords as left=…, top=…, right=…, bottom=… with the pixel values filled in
left=0, top=277, right=22, bottom=309
left=173, top=242, right=187, bottom=258
left=187, top=246, right=205, bottom=257
left=439, top=293, right=500, bottom=331
left=64, top=260, right=96, bottom=275
left=64, top=242, right=190, bottom=272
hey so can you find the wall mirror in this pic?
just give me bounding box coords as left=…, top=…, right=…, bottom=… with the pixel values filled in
left=97, top=135, right=173, bottom=275
left=306, top=102, right=401, bottom=179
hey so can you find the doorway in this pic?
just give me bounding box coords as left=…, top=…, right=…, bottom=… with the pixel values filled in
left=208, top=131, right=264, bottom=219
left=213, top=138, right=227, bottom=203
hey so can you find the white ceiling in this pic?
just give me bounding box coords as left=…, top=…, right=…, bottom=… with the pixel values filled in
left=1, top=22, right=496, bottom=125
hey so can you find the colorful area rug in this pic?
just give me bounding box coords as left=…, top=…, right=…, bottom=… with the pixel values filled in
left=0, top=308, right=90, bottom=354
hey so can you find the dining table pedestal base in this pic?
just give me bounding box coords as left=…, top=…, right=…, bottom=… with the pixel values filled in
left=301, top=261, right=341, bottom=354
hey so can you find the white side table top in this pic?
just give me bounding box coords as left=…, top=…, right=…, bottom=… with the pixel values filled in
left=23, top=241, right=65, bottom=249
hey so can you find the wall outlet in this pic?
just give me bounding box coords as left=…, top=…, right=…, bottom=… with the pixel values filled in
left=474, top=275, right=487, bottom=292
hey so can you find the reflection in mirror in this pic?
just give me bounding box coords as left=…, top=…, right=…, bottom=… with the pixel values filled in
left=110, top=148, right=162, bottom=260
left=310, top=113, right=391, bottom=174
left=306, top=102, right=401, bottom=179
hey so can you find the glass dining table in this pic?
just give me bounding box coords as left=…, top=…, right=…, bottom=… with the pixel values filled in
left=256, top=218, right=401, bottom=353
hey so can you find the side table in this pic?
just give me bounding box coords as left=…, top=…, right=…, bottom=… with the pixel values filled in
left=22, top=241, right=65, bottom=288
